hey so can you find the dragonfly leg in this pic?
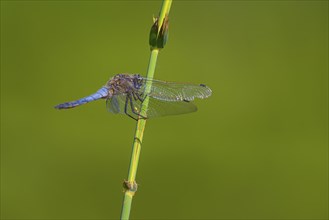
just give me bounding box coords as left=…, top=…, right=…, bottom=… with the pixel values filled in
left=132, top=92, right=139, bottom=101
left=136, top=93, right=147, bottom=102
left=128, top=95, right=147, bottom=120
left=124, top=95, right=138, bottom=121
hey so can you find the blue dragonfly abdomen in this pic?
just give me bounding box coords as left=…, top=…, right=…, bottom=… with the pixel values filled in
left=55, top=87, right=108, bottom=109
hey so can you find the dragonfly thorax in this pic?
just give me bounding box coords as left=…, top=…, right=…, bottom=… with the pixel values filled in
left=105, top=74, right=144, bottom=96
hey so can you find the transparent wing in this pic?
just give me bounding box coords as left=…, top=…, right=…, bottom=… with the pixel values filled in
left=140, top=78, right=212, bottom=102
left=107, top=95, right=123, bottom=114
left=107, top=94, right=143, bottom=118
left=145, top=98, right=197, bottom=118
left=106, top=94, right=127, bottom=114
left=106, top=94, right=197, bottom=118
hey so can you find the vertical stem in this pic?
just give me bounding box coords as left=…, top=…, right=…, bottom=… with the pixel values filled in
left=120, top=1, right=172, bottom=219
left=127, top=49, right=159, bottom=184
left=120, top=51, right=159, bottom=220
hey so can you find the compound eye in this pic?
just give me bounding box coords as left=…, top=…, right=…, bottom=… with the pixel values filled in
left=139, top=77, right=144, bottom=85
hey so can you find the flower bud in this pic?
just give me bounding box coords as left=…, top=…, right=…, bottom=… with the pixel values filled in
left=149, top=15, right=169, bottom=50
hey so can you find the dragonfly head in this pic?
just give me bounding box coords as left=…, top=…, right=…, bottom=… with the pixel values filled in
left=133, top=74, right=143, bottom=90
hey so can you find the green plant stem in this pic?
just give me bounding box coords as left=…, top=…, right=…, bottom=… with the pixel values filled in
left=120, top=1, right=172, bottom=219
left=157, top=0, right=172, bottom=34
left=120, top=50, right=159, bottom=220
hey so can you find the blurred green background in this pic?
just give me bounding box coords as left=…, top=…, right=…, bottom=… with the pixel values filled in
left=1, top=1, right=328, bottom=219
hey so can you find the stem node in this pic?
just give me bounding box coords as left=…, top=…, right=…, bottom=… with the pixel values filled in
left=123, top=180, right=138, bottom=193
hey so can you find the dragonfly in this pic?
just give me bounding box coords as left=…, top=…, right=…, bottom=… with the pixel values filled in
left=55, top=74, right=212, bottom=120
